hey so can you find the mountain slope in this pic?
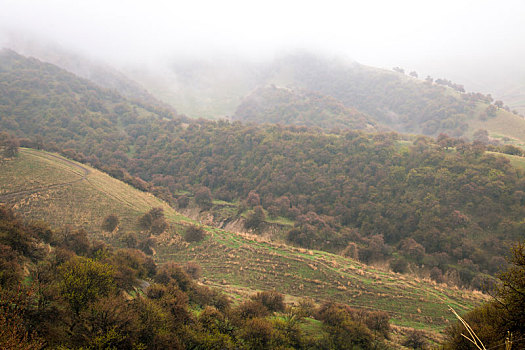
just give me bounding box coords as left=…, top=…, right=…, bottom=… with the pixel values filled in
left=265, top=53, right=525, bottom=139
left=128, top=52, right=525, bottom=142
left=0, top=147, right=487, bottom=331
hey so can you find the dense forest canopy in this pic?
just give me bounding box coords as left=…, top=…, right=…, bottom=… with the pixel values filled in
left=1, top=50, right=525, bottom=290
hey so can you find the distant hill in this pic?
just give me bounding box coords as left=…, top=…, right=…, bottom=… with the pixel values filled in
left=233, top=85, right=383, bottom=132
left=4, top=36, right=176, bottom=112
left=264, top=53, right=525, bottom=140
left=127, top=52, right=525, bottom=143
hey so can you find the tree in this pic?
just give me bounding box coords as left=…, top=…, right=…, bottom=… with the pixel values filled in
left=390, top=257, right=408, bottom=273
left=195, top=186, right=213, bottom=210
left=443, top=243, right=525, bottom=349
left=409, top=71, right=418, bottom=78
left=59, top=256, right=115, bottom=315
left=473, top=129, right=489, bottom=144
left=250, top=291, right=285, bottom=313
left=239, top=318, right=274, bottom=350
left=0, top=290, right=44, bottom=350
left=177, top=195, right=190, bottom=209
left=0, top=132, right=19, bottom=158
left=496, top=242, right=525, bottom=333
left=244, top=206, right=266, bottom=231
left=402, top=329, right=427, bottom=349
left=246, top=190, right=261, bottom=207
left=393, top=67, right=405, bottom=74
left=138, top=208, right=167, bottom=234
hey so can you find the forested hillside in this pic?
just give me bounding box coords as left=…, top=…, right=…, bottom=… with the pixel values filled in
left=2, top=50, right=525, bottom=290
left=233, top=85, right=382, bottom=132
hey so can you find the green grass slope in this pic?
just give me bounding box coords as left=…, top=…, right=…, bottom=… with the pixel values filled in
left=159, top=227, right=487, bottom=331
left=0, top=148, right=487, bottom=332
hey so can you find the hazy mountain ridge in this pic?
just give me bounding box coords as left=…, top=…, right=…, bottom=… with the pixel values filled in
left=123, top=51, right=525, bottom=143
left=263, top=54, right=500, bottom=137
left=3, top=37, right=177, bottom=113
left=233, top=85, right=384, bottom=132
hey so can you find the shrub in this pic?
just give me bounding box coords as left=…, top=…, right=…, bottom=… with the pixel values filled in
left=323, top=318, right=374, bottom=350
left=120, top=232, right=138, bottom=248
left=239, top=318, right=274, bottom=349
left=155, top=262, right=193, bottom=291
left=184, top=261, right=202, bottom=279
left=101, top=214, right=119, bottom=232
left=183, top=225, right=206, bottom=243
left=363, top=311, right=391, bottom=339
left=58, top=256, right=115, bottom=315
left=236, top=300, right=269, bottom=320
left=429, top=267, right=444, bottom=283
left=402, top=329, right=427, bottom=349
left=250, top=291, right=285, bottom=313
left=138, top=208, right=167, bottom=234
left=244, top=206, right=266, bottom=231
left=390, top=257, right=408, bottom=273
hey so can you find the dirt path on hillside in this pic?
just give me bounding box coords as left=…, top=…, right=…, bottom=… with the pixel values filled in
left=0, top=150, right=91, bottom=200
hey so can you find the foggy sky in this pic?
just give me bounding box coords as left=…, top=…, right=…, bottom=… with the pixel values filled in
left=1, top=0, right=524, bottom=89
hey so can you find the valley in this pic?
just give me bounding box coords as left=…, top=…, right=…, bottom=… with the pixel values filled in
left=1, top=46, right=524, bottom=349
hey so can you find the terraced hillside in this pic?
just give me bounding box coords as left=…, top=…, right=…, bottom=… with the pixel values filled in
left=159, top=227, right=487, bottom=331
left=0, top=148, right=487, bottom=333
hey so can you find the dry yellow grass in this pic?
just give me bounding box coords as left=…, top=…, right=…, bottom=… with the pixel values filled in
left=0, top=148, right=190, bottom=238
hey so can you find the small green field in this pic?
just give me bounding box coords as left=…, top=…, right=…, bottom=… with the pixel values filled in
left=0, top=148, right=489, bottom=333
